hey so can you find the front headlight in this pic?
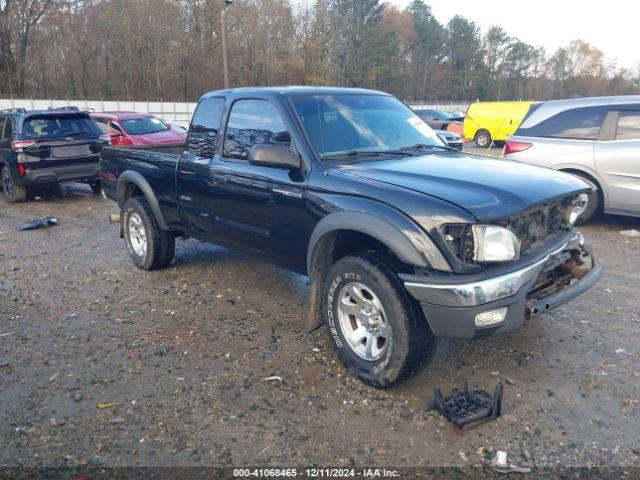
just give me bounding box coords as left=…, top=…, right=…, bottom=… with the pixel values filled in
left=472, top=225, right=520, bottom=263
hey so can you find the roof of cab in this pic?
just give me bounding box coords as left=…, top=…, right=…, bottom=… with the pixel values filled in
left=200, top=86, right=390, bottom=100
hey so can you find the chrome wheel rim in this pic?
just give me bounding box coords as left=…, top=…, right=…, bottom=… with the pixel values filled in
left=477, top=135, right=488, bottom=147
left=574, top=193, right=590, bottom=217
left=337, top=282, right=390, bottom=361
left=2, top=170, right=14, bottom=199
left=128, top=213, right=147, bottom=257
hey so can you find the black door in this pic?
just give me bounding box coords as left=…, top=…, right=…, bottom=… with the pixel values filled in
left=210, top=98, right=311, bottom=270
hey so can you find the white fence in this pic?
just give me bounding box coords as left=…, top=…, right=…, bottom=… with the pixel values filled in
left=1, top=98, right=471, bottom=121
left=408, top=102, right=470, bottom=113
left=0, top=98, right=198, bottom=122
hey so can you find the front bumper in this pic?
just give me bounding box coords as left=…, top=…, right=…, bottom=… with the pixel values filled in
left=401, top=233, right=602, bottom=339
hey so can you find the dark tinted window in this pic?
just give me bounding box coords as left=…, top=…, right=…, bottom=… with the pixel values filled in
left=0, top=117, right=5, bottom=139
left=188, top=97, right=225, bottom=157
left=519, top=106, right=607, bottom=140
left=3, top=118, right=13, bottom=138
left=223, top=99, right=291, bottom=161
left=616, top=111, right=640, bottom=140
left=22, top=115, right=101, bottom=139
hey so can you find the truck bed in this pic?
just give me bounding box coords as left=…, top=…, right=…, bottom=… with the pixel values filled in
left=99, top=143, right=185, bottom=208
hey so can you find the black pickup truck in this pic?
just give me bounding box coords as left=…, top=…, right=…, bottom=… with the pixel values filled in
left=100, top=87, right=602, bottom=387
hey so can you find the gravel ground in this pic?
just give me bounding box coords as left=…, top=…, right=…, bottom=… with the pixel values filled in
left=1, top=177, right=639, bottom=471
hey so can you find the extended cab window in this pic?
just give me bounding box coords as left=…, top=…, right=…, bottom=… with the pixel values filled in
left=521, top=107, right=607, bottom=140
left=222, top=99, right=291, bottom=161
left=616, top=111, right=640, bottom=140
left=0, top=117, right=5, bottom=139
left=188, top=96, right=225, bottom=157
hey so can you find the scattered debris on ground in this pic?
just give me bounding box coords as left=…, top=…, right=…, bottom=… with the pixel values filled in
left=429, top=381, right=502, bottom=431
left=620, top=229, right=640, bottom=238
left=19, top=216, right=57, bottom=231
left=492, top=450, right=532, bottom=474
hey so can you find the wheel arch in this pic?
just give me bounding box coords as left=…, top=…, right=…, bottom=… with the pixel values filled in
left=303, top=211, right=445, bottom=332
left=116, top=170, right=169, bottom=231
left=558, top=166, right=606, bottom=207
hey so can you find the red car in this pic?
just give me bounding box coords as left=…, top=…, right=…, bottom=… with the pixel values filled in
left=90, top=112, right=186, bottom=146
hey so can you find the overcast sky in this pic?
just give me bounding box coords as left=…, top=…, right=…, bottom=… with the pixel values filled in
left=295, top=0, right=640, bottom=71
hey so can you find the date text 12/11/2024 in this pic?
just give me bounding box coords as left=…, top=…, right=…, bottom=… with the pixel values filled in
left=233, top=468, right=401, bottom=478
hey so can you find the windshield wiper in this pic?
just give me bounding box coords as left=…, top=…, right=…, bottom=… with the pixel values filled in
left=322, top=149, right=413, bottom=160
left=64, top=132, right=96, bottom=139
left=399, top=143, right=459, bottom=153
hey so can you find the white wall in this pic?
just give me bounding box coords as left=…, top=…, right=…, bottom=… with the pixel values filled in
left=0, top=98, right=198, bottom=122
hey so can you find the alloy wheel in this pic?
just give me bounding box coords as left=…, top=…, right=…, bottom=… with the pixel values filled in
left=337, top=282, right=390, bottom=361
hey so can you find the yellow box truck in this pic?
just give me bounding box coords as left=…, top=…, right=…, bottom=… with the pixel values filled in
left=464, top=101, right=535, bottom=148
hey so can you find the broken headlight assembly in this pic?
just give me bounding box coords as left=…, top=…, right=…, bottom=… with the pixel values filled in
left=472, top=225, right=520, bottom=263
left=564, top=193, right=589, bottom=226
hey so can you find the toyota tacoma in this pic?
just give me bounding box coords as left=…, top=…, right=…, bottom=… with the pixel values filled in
left=100, top=87, right=602, bottom=387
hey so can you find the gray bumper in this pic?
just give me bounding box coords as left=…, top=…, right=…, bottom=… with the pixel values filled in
left=401, top=234, right=602, bottom=339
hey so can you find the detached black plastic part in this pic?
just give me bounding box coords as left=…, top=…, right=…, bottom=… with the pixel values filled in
left=430, top=381, right=503, bottom=431
left=19, top=216, right=58, bottom=231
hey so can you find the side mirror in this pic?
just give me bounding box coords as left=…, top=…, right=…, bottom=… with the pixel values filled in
left=248, top=144, right=300, bottom=170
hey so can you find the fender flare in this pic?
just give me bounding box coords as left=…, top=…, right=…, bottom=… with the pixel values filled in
left=115, top=170, right=169, bottom=231
left=306, top=211, right=447, bottom=275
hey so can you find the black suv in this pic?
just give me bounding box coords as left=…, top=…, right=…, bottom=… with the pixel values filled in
left=0, top=108, right=106, bottom=202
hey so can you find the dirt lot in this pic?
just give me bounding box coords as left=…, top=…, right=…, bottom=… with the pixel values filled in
left=1, top=177, right=639, bottom=471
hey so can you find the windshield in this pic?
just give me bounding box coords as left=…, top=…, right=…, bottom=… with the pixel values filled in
left=22, top=115, right=101, bottom=139
left=290, top=94, right=443, bottom=158
left=120, top=116, right=169, bottom=135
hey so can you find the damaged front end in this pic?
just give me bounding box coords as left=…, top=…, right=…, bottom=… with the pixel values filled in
left=525, top=234, right=600, bottom=319
left=401, top=231, right=602, bottom=340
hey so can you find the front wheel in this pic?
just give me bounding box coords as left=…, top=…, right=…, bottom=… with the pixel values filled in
left=2, top=167, right=27, bottom=203
left=122, top=197, right=175, bottom=270
left=323, top=252, right=436, bottom=388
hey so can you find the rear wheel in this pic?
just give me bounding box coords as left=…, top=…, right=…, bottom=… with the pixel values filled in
left=122, top=197, right=175, bottom=270
left=474, top=130, right=492, bottom=148
left=1, top=167, right=27, bottom=203
left=323, top=251, right=436, bottom=388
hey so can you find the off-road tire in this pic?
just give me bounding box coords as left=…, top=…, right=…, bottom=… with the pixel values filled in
left=2, top=167, right=27, bottom=203
left=474, top=130, right=492, bottom=149
left=323, top=251, right=436, bottom=388
left=122, top=197, right=175, bottom=270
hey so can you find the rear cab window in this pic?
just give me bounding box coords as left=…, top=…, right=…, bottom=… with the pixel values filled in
left=516, top=106, right=607, bottom=140
left=22, top=114, right=101, bottom=139
left=222, top=99, right=292, bottom=161
left=188, top=96, right=226, bottom=157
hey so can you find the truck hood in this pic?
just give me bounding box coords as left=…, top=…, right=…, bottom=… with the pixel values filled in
left=338, top=152, right=590, bottom=221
